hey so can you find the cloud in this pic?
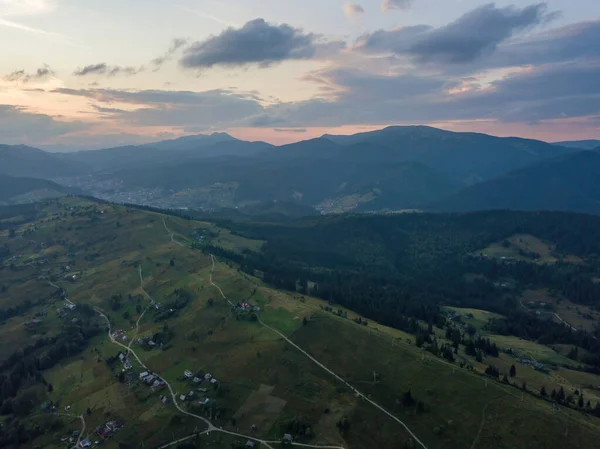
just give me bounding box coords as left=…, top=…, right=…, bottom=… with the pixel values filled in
left=52, top=87, right=265, bottom=129
left=73, top=63, right=143, bottom=77
left=0, top=104, right=88, bottom=142
left=381, top=0, right=413, bottom=12
left=359, top=3, right=558, bottom=64
left=180, top=18, right=329, bottom=69
left=151, top=38, right=188, bottom=70
left=273, top=128, right=307, bottom=133
left=344, top=3, right=365, bottom=19
left=4, top=64, right=55, bottom=83
left=0, top=0, right=56, bottom=17
left=249, top=56, right=600, bottom=128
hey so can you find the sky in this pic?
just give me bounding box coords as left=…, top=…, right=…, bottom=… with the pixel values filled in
left=0, top=0, right=599, bottom=150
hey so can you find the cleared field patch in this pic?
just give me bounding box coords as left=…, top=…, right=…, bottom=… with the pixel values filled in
left=520, top=290, right=598, bottom=332
left=234, top=384, right=287, bottom=432
left=479, top=233, right=582, bottom=264
left=446, top=306, right=505, bottom=331
left=488, top=335, right=576, bottom=367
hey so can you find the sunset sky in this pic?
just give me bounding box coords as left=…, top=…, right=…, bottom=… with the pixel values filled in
left=1, top=0, right=599, bottom=150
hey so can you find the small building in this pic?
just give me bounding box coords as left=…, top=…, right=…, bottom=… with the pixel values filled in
left=161, top=396, right=169, bottom=404
left=118, top=353, right=126, bottom=362
left=143, top=375, right=157, bottom=385
left=179, top=395, right=186, bottom=402
left=197, top=388, right=208, bottom=393
left=79, top=438, right=92, bottom=448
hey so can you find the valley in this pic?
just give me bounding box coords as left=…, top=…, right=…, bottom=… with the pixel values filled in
left=4, top=126, right=598, bottom=216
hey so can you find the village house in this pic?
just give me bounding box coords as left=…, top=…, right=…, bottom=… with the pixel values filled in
left=179, top=395, right=187, bottom=402
left=198, top=397, right=210, bottom=405
left=184, top=369, right=194, bottom=378
left=193, top=377, right=202, bottom=384
left=246, top=441, right=255, bottom=448
left=139, top=371, right=149, bottom=379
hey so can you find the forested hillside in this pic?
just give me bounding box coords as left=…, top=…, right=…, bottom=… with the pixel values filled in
left=207, top=210, right=600, bottom=367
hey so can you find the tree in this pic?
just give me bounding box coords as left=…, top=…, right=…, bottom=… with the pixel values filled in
left=578, top=395, right=584, bottom=408
left=540, top=386, right=547, bottom=397
left=170, top=258, right=175, bottom=267
left=47, top=383, right=53, bottom=393
left=86, top=407, right=92, bottom=415
left=302, top=317, right=308, bottom=326
left=509, top=364, right=516, bottom=377
left=118, top=372, right=125, bottom=383
left=9, top=228, right=16, bottom=238
left=122, top=311, right=131, bottom=320
left=558, top=386, right=566, bottom=403
left=402, top=390, right=415, bottom=407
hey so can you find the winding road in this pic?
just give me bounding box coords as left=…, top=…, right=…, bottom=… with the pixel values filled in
left=50, top=217, right=424, bottom=449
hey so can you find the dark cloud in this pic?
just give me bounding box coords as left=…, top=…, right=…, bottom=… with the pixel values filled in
left=73, top=63, right=143, bottom=77
left=0, top=104, right=88, bottom=142
left=253, top=59, right=600, bottom=127
left=344, top=3, right=365, bottom=18
left=180, top=18, right=340, bottom=69
left=382, top=0, right=413, bottom=12
left=358, top=3, right=558, bottom=64
left=91, top=105, right=127, bottom=114
left=4, top=65, right=55, bottom=83
left=151, top=38, right=188, bottom=69
left=482, top=19, right=600, bottom=69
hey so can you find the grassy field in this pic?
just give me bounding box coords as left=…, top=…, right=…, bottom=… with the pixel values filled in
left=479, top=233, right=583, bottom=264
left=445, top=306, right=505, bottom=331
left=3, top=198, right=600, bottom=449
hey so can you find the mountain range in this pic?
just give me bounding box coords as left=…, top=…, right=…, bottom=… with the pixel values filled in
left=1, top=126, right=598, bottom=215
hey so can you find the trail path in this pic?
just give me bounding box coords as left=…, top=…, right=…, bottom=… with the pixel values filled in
left=519, top=299, right=577, bottom=331
left=163, top=218, right=183, bottom=247
left=209, top=254, right=428, bottom=449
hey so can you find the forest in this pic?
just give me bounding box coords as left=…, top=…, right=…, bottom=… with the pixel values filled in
left=203, top=210, right=600, bottom=366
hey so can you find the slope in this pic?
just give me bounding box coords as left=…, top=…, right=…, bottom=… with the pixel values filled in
left=0, top=144, right=85, bottom=178
left=0, top=174, right=74, bottom=205
left=553, top=140, right=600, bottom=150
left=323, top=126, right=576, bottom=185
left=430, top=150, right=600, bottom=215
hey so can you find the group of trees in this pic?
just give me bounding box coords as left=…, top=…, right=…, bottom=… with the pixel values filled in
left=0, top=308, right=102, bottom=421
